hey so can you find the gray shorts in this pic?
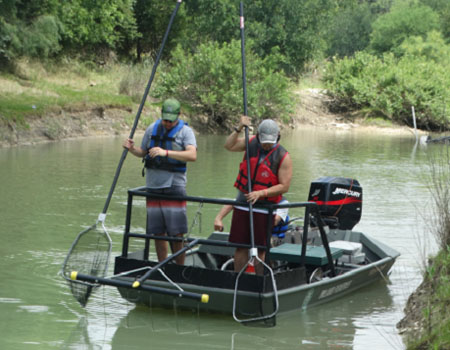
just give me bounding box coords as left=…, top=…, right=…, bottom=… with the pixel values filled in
left=146, top=186, right=188, bottom=236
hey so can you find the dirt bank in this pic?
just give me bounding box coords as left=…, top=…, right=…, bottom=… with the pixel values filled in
left=292, top=88, right=419, bottom=136
left=0, top=106, right=135, bottom=148
left=0, top=88, right=419, bottom=148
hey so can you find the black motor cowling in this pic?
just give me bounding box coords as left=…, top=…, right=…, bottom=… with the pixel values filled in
left=308, top=177, right=362, bottom=230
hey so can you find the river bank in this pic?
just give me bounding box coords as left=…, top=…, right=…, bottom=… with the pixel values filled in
left=0, top=87, right=420, bottom=148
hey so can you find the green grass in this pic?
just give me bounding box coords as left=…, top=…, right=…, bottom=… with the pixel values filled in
left=407, top=249, right=450, bottom=350
left=0, top=60, right=135, bottom=124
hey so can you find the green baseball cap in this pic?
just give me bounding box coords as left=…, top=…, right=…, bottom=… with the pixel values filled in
left=161, top=98, right=180, bottom=122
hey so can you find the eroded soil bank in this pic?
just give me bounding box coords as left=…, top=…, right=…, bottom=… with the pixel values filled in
left=0, top=88, right=418, bottom=148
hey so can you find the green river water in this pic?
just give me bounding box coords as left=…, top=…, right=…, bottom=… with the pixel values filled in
left=0, top=127, right=441, bottom=349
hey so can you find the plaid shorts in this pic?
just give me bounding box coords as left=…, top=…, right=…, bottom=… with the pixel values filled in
left=146, top=186, right=188, bottom=236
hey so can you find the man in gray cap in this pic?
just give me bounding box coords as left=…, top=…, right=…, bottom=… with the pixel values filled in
left=224, top=116, right=293, bottom=273
left=123, top=98, right=197, bottom=264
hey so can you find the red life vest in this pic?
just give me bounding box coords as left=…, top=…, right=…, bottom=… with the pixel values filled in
left=234, top=136, right=288, bottom=203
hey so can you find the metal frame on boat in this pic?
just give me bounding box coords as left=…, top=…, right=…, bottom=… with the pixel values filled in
left=70, top=185, right=400, bottom=323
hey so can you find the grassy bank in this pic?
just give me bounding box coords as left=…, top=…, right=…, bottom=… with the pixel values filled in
left=0, top=60, right=134, bottom=126
left=398, top=146, right=450, bottom=350
left=0, top=59, right=417, bottom=148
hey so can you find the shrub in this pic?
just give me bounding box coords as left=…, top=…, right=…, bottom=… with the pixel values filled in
left=0, top=15, right=62, bottom=67
left=154, top=40, right=293, bottom=128
left=323, top=48, right=450, bottom=130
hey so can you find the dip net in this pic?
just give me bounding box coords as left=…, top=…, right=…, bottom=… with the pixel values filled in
left=61, top=219, right=112, bottom=307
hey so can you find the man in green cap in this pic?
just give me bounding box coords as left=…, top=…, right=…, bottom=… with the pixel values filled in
left=123, top=98, right=197, bottom=264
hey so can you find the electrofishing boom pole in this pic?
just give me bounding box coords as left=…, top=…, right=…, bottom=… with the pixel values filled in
left=102, top=0, right=183, bottom=216
left=239, top=1, right=256, bottom=252
left=233, top=2, right=279, bottom=324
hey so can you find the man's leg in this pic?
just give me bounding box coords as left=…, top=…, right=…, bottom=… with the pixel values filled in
left=234, top=247, right=249, bottom=272
left=161, top=186, right=188, bottom=265
left=155, top=234, right=168, bottom=262
left=255, top=250, right=266, bottom=275
left=171, top=233, right=186, bottom=265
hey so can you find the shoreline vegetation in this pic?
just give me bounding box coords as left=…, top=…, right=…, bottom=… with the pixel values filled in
left=397, top=147, right=450, bottom=350
left=0, top=59, right=424, bottom=148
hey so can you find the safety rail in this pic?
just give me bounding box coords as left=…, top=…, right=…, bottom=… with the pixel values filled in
left=122, top=186, right=336, bottom=277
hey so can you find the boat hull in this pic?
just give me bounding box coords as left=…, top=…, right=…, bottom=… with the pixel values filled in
left=114, top=235, right=397, bottom=316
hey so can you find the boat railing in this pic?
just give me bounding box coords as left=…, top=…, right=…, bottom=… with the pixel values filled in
left=123, top=186, right=336, bottom=276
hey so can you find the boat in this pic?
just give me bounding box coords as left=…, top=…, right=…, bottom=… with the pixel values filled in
left=71, top=177, right=400, bottom=324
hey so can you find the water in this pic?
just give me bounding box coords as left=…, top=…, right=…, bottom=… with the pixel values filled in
left=0, top=127, right=442, bottom=350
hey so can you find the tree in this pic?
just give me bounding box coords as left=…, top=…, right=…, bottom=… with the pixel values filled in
left=325, top=2, right=374, bottom=57
left=369, top=0, right=440, bottom=55
left=57, top=0, right=138, bottom=57
left=245, top=0, right=334, bottom=76
left=419, top=0, right=450, bottom=40
left=133, top=0, right=186, bottom=61
left=182, top=0, right=336, bottom=77
left=0, top=0, right=62, bottom=66
left=183, top=0, right=237, bottom=46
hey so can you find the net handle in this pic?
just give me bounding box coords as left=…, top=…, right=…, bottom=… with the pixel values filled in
left=101, top=0, right=183, bottom=215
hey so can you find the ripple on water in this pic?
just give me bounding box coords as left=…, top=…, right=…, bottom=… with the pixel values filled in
left=0, top=297, right=22, bottom=304
left=18, top=305, right=50, bottom=313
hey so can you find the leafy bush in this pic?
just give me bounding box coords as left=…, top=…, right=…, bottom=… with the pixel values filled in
left=57, top=0, right=138, bottom=53
left=0, top=20, right=17, bottom=66
left=323, top=44, right=450, bottom=130
left=154, top=40, right=293, bottom=128
left=0, top=15, right=62, bottom=66
left=21, top=15, right=63, bottom=58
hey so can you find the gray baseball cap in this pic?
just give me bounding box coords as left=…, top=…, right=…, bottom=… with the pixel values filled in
left=258, top=119, right=279, bottom=144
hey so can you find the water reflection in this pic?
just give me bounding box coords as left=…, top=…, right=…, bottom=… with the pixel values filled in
left=58, top=281, right=396, bottom=350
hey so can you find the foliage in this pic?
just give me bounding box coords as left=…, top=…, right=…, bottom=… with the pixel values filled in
left=182, top=0, right=334, bottom=77
left=0, top=15, right=63, bottom=66
left=118, top=58, right=156, bottom=102
left=397, top=31, right=450, bottom=65
left=183, top=0, right=238, bottom=46
left=419, top=0, right=450, bottom=40
left=323, top=39, right=450, bottom=130
left=406, top=248, right=450, bottom=350
left=369, top=0, right=440, bottom=55
left=154, top=40, right=293, bottom=128
left=325, top=2, right=375, bottom=57
left=427, top=146, right=450, bottom=250
left=57, top=0, right=138, bottom=55
left=245, top=0, right=332, bottom=76
left=133, top=0, right=185, bottom=60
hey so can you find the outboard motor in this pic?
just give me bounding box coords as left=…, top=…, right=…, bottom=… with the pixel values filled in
left=308, top=177, right=362, bottom=230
